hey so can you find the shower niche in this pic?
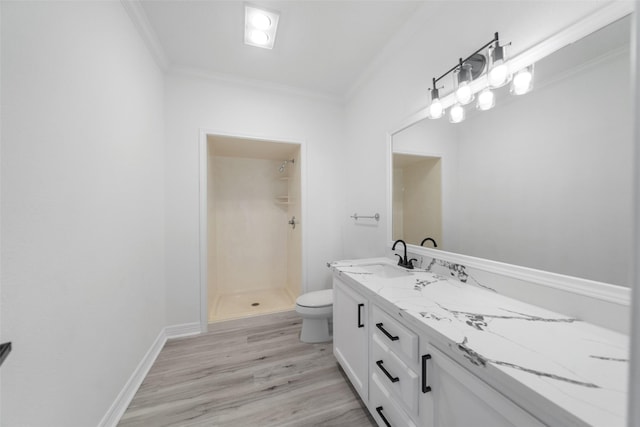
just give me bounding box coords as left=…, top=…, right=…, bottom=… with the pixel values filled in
left=206, top=135, right=302, bottom=322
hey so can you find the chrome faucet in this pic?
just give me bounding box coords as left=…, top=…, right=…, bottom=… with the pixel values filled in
left=392, top=239, right=416, bottom=269
left=420, top=237, right=438, bottom=248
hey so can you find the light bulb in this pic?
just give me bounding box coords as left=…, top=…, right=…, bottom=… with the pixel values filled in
left=488, top=62, right=508, bottom=88
left=250, top=30, right=269, bottom=45
left=449, top=104, right=465, bottom=123
left=251, top=12, right=271, bottom=30
left=477, top=88, right=495, bottom=111
left=456, top=83, right=473, bottom=105
left=488, top=43, right=510, bottom=88
left=454, top=63, right=474, bottom=105
left=429, top=99, right=444, bottom=119
left=511, top=65, right=534, bottom=95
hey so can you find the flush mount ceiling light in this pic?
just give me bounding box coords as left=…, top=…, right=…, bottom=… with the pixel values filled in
left=427, top=32, right=534, bottom=124
left=244, top=4, right=279, bottom=49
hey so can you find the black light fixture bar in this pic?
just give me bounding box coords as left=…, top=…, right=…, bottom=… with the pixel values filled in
left=431, top=32, right=500, bottom=89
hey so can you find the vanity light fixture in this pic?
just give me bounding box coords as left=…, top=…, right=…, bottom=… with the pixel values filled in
left=427, top=32, right=534, bottom=123
left=511, top=65, right=535, bottom=95
left=428, top=79, right=445, bottom=119
left=454, top=60, right=475, bottom=105
left=487, top=37, right=511, bottom=88
left=244, top=4, right=280, bottom=49
left=449, top=103, right=466, bottom=123
left=477, top=87, right=496, bottom=111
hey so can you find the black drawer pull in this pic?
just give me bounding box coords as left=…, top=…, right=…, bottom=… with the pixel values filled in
left=376, top=360, right=399, bottom=383
left=375, top=406, right=392, bottom=427
left=376, top=322, right=399, bottom=341
left=422, top=354, right=432, bottom=393
left=357, top=304, right=365, bottom=328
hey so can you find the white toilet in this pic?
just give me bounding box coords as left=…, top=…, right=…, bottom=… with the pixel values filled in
left=295, top=289, right=333, bottom=343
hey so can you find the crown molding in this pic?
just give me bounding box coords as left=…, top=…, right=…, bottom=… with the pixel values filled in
left=120, top=0, right=169, bottom=71
left=345, top=1, right=440, bottom=103
left=168, top=65, right=345, bottom=105
left=120, top=0, right=346, bottom=104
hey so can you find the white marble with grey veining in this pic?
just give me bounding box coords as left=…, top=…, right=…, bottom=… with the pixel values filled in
left=331, top=257, right=628, bottom=427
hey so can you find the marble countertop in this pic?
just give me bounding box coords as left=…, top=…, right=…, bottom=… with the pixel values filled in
left=331, top=257, right=628, bottom=427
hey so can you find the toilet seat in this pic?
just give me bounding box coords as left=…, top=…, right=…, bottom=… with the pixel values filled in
left=296, top=289, right=333, bottom=308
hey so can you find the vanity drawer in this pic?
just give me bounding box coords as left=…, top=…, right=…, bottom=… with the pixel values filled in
left=372, top=333, right=419, bottom=415
left=372, top=305, right=418, bottom=366
left=371, top=372, right=417, bottom=427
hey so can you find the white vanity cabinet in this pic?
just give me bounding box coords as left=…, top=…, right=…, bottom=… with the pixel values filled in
left=419, top=342, right=545, bottom=427
left=333, top=276, right=369, bottom=401
left=370, top=305, right=425, bottom=427
left=333, top=273, right=546, bottom=427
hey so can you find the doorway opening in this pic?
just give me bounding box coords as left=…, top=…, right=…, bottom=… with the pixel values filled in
left=204, top=134, right=303, bottom=323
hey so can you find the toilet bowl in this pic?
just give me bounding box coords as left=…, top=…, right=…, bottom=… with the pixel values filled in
left=295, top=289, right=333, bottom=343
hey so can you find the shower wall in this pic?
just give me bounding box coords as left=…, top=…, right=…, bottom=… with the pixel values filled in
left=213, top=156, right=288, bottom=291
left=207, top=148, right=217, bottom=315
left=286, top=149, right=301, bottom=300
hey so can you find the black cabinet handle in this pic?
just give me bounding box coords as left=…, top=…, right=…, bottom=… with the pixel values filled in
left=421, top=354, right=432, bottom=393
left=357, top=303, right=364, bottom=328
left=376, top=360, right=399, bottom=383
left=376, top=323, right=399, bottom=341
left=375, top=406, right=392, bottom=427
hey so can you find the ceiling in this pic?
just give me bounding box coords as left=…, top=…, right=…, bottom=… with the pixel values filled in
left=139, top=0, right=423, bottom=98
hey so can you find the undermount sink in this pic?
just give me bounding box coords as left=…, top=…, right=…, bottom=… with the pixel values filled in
left=358, top=263, right=412, bottom=278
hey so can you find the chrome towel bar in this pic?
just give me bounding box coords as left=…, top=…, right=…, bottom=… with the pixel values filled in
left=351, top=213, right=380, bottom=221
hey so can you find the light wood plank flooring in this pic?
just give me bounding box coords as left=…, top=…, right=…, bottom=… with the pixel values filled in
left=119, top=310, right=375, bottom=426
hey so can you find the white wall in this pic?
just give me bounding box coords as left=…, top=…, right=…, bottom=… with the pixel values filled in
left=344, top=1, right=611, bottom=260
left=165, top=73, right=345, bottom=325
left=1, top=2, right=165, bottom=426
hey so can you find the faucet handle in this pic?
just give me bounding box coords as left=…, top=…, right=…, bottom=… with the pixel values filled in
left=395, top=254, right=403, bottom=266
left=407, top=258, right=417, bottom=270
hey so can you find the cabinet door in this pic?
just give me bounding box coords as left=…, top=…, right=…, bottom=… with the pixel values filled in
left=333, top=276, right=369, bottom=401
left=419, top=342, right=544, bottom=427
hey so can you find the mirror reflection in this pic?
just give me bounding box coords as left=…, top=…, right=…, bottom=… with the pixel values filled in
left=391, top=16, right=631, bottom=286
left=392, top=154, right=442, bottom=247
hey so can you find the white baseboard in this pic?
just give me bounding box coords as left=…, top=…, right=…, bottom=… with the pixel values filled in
left=98, top=322, right=202, bottom=427
left=165, top=322, right=202, bottom=338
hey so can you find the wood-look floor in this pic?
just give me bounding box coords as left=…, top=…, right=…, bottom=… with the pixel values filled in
left=119, top=311, right=376, bottom=427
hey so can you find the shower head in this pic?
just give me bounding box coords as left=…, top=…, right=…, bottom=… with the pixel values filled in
left=278, top=158, right=295, bottom=173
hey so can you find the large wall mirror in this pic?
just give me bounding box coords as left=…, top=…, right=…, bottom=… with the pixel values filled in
left=390, top=12, right=632, bottom=287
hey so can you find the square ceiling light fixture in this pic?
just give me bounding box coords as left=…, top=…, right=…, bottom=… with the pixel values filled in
left=244, top=4, right=280, bottom=49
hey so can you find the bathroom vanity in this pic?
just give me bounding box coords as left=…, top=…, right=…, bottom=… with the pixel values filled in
left=332, top=258, right=628, bottom=427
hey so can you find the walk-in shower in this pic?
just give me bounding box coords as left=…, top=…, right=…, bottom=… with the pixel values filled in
left=206, top=135, right=302, bottom=323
